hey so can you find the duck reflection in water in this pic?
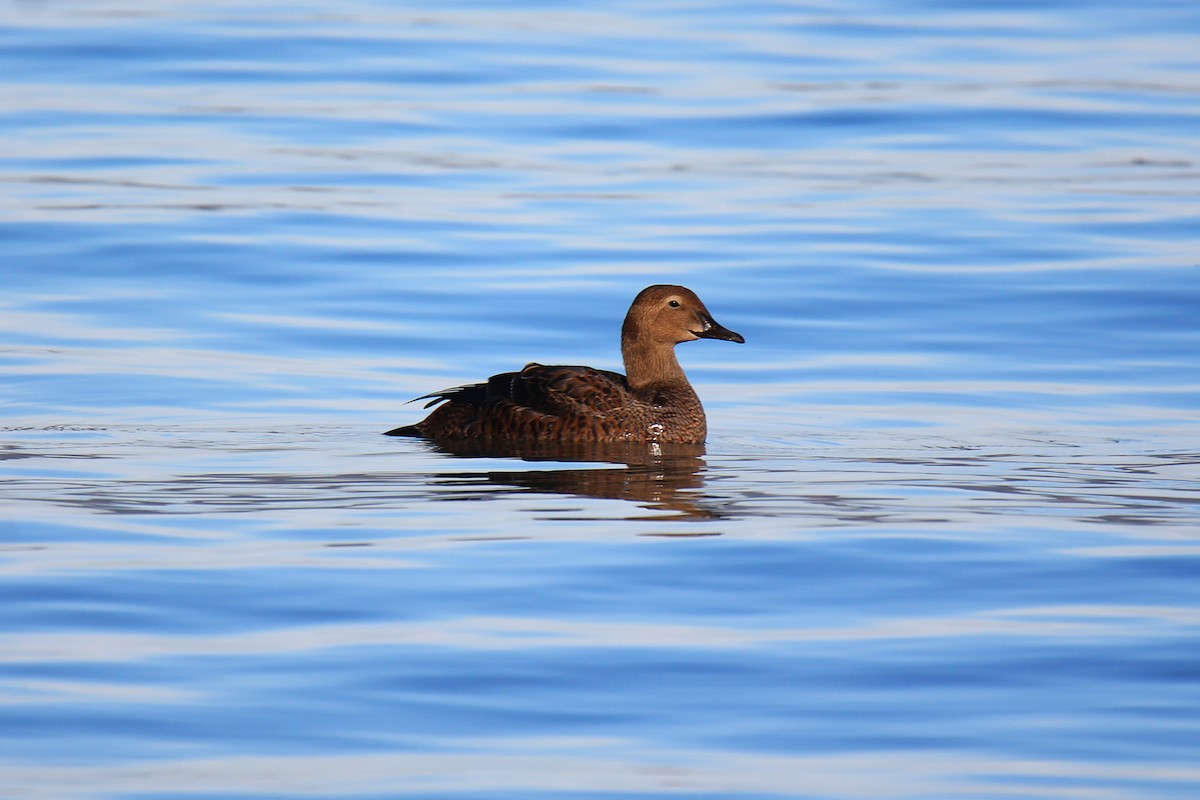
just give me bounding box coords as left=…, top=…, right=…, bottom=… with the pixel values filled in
left=416, top=438, right=718, bottom=521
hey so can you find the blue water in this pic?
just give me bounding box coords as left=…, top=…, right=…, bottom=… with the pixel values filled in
left=3, top=1, right=1199, bottom=798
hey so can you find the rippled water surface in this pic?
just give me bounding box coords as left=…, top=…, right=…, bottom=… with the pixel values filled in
left=3, top=1, right=1200, bottom=798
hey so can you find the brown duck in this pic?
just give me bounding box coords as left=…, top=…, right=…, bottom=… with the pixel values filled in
left=385, top=285, right=744, bottom=443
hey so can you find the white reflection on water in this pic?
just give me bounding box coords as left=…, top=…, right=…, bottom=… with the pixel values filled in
left=6, top=605, right=1196, bottom=663
left=0, top=679, right=195, bottom=706
left=4, top=749, right=1198, bottom=799
left=0, top=541, right=423, bottom=578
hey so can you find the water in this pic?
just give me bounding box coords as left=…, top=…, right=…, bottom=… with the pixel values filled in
left=3, top=0, right=1199, bottom=798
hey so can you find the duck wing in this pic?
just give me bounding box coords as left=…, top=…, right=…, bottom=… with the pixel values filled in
left=419, top=362, right=630, bottom=418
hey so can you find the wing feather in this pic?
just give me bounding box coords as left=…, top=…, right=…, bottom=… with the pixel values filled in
left=413, top=364, right=626, bottom=418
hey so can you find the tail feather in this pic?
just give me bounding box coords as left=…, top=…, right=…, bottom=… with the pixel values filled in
left=386, top=379, right=492, bottom=436
left=383, top=423, right=423, bottom=437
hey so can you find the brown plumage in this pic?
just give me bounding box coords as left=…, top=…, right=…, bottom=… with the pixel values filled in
left=385, top=285, right=744, bottom=444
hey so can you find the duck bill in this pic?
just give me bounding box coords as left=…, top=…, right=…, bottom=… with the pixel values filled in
left=695, top=313, right=745, bottom=344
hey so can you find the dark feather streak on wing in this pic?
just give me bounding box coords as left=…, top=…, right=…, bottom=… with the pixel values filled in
left=412, top=365, right=628, bottom=417
left=410, top=381, right=492, bottom=409
left=408, top=369, right=536, bottom=410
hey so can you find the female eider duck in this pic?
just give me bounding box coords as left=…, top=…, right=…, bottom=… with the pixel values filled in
left=385, top=285, right=744, bottom=444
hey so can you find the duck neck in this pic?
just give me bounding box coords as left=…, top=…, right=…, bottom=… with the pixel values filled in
left=622, top=337, right=689, bottom=393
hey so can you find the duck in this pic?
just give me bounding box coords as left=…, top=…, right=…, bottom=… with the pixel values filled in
left=385, top=284, right=744, bottom=444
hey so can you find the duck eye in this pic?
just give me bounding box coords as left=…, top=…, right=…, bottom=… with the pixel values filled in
left=668, top=299, right=681, bottom=308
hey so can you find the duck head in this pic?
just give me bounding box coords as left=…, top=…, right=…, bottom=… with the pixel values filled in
left=622, top=284, right=745, bottom=347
